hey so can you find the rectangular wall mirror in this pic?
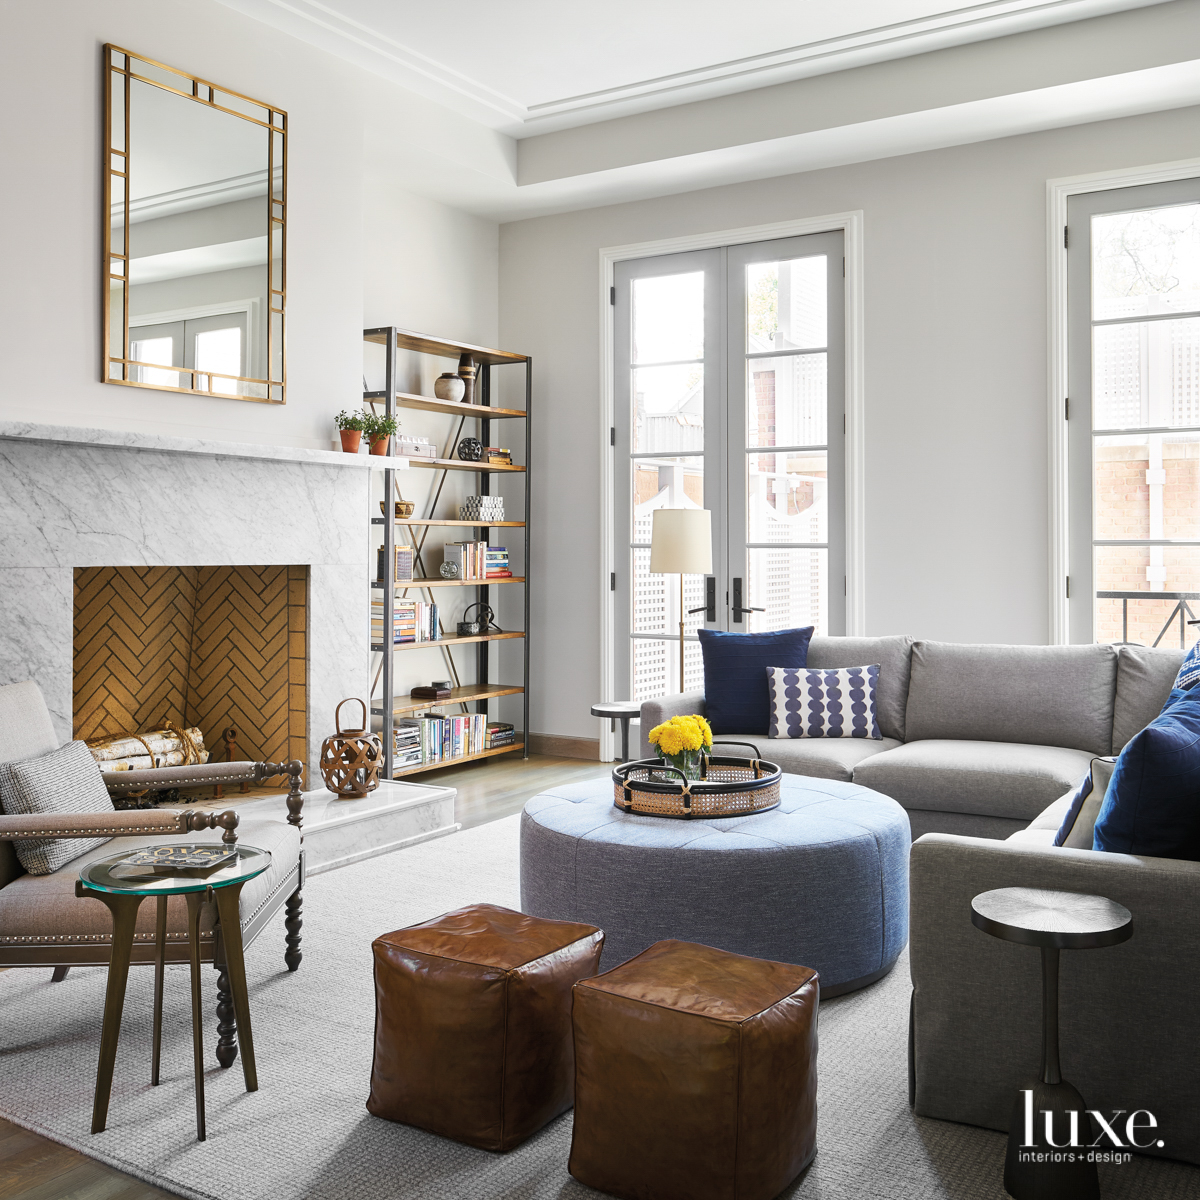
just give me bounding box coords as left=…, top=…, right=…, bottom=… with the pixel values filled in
left=104, top=45, right=287, bottom=404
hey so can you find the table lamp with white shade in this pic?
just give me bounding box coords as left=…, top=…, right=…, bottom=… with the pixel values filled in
left=649, top=507, right=713, bottom=693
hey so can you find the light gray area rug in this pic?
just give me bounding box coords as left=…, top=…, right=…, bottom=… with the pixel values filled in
left=2, top=815, right=1199, bottom=1200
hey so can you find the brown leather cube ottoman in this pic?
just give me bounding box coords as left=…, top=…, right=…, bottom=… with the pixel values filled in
left=367, top=902, right=603, bottom=1152
left=570, top=939, right=819, bottom=1200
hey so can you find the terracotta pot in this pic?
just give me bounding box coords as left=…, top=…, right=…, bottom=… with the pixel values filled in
left=369, top=435, right=391, bottom=456
left=339, top=428, right=362, bottom=452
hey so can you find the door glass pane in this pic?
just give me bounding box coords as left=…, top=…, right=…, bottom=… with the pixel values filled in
left=633, top=364, right=703, bottom=452
left=1095, top=433, right=1200, bottom=541
left=1092, top=204, right=1200, bottom=322
left=631, top=457, right=704, bottom=543
left=746, top=353, right=826, bottom=448
left=1093, top=318, right=1200, bottom=428
left=194, top=326, right=242, bottom=395
left=746, top=256, right=826, bottom=352
left=747, top=451, right=826, bottom=543
left=745, top=548, right=827, bottom=635
left=632, top=272, right=703, bottom=363
left=631, top=639, right=702, bottom=702
left=1094, top=544, right=1200, bottom=647
left=131, top=334, right=177, bottom=387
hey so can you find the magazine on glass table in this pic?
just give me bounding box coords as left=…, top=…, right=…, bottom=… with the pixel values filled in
left=110, top=845, right=238, bottom=879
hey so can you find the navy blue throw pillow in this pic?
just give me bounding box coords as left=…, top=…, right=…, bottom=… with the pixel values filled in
left=697, top=627, right=814, bottom=734
left=1093, top=686, right=1200, bottom=860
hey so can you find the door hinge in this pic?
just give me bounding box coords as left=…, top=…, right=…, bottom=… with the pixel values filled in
left=1065, top=397, right=1069, bottom=421
left=610, top=286, right=616, bottom=305
left=610, top=426, right=616, bottom=446
left=1064, top=226, right=1069, bottom=249
left=610, top=572, right=616, bottom=591
left=1066, top=576, right=1071, bottom=599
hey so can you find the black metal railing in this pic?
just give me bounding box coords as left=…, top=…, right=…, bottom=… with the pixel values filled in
left=1096, top=591, right=1200, bottom=648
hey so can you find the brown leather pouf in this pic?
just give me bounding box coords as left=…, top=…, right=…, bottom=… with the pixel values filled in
left=570, top=939, right=819, bottom=1200
left=367, top=903, right=603, bottom=1152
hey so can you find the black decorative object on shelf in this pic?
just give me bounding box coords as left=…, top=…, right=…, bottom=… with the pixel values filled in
left=457, top=437, right=483, bottom=461
left=458, top=603, right=501, bottom=637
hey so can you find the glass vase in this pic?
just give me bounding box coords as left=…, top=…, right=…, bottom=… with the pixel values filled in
left=662, top=748, right=704, bottom=781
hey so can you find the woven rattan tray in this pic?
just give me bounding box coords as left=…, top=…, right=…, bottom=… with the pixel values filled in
left=612, top=743, right=782, bottom=819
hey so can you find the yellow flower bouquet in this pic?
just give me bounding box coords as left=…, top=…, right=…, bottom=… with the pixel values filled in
left=647, top=714, right=713, bottom=780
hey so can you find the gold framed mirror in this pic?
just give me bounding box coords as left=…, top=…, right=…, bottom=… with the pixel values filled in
left=103, top=45, right=287, bottom=404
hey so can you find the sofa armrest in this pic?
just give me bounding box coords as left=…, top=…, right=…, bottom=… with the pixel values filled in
left=102, top=758, right=301, bottom=797
left=637, top=692, right=706, bottom=759
left=0, top=808, right=240, bottom=842
left=910, top=833, right=1200, bottom=1162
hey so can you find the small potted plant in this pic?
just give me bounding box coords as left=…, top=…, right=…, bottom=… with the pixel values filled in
left=335, top=409, right=365, bottom=453
left=647, top=714, right=713, bottom=780
left=363, top=411, right=399, bottom=456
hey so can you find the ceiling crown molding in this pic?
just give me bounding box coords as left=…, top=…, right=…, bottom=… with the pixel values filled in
left=217, top=0, right=1174, bottom=134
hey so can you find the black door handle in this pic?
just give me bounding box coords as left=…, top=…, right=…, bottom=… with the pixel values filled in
left=731, top=578, right=764, bottom=623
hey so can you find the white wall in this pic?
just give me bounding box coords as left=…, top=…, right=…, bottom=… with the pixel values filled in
left=0, top=0, right=500, bottom=455
left=498, top=103, right=1200, bottom=742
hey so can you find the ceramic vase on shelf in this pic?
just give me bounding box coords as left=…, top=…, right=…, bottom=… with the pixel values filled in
left=434, top=373, right=465, bottom=403
left=458, top=353, right=477, bottom=406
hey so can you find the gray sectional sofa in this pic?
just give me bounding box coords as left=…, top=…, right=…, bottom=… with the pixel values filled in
left=639, top=635, right=1185, bottom=840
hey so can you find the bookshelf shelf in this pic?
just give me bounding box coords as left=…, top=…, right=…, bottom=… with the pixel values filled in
left=364, top=325, right=531, bottom=777
left=390, top=742, right=526, bottom=778
left=372, top=631, right=526, bottom=652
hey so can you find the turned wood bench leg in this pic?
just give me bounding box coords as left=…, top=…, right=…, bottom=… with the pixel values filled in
left=51, top=966, right=70, bottom=983
left=213, top=928, right=239, bottom=1068
left=284, top=887, right=303, bottom=972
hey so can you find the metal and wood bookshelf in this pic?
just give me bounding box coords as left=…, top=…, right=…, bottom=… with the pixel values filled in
left=363, top=327, right=530, bottom=778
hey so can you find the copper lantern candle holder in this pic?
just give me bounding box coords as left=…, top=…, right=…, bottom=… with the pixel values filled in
left=320, top=698, right=383, bottom=798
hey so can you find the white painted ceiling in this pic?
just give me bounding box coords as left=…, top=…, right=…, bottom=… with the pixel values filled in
left=218, top=0, right=1174, bottom=133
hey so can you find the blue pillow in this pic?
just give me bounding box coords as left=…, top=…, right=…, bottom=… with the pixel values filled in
left=1174, top=640, right=1200, bottom=691
left=1092, top=686, right=1200, bottom=860
left=697, top=627, right=813, bottom=734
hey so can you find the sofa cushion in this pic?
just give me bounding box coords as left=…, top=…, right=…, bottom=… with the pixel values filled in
left=0, top=816, right=300, bottom=947
left=1053, top=756, right=1116, bottom=849
left=852, top=739, right=1095, bottom=822
left=805, top=636, right=914, bottom=741
left=0, top=740, right=115, bottom=875
left=1113, top=645, right=1187, bottom=753
left=1093, top=687, right=1200, bottom=860
left=697, top=627, right=813, bottom=735
left=718, top=735, right=901, bottom=783
left=767, top=665, right=880, bottom=740
left=904, top=641, right=1117, bottom=754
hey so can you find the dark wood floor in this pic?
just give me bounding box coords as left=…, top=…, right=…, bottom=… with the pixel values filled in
left=0, top=752, right=609, bottom=1200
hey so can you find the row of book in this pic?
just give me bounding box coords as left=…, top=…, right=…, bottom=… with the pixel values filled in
left=392, top=717, right=518, bottom=767
left=444, top=542, right=512, bottom=580
left=370, top=598, right=439, bottom=645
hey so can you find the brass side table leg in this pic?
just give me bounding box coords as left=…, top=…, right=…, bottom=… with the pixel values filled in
left=151, top=895, right=167, bottom=1086
left=214, top=882, right=257, bottom=1092
left=185, top=891, right=207, bottom=1142
left=88, top=891, right=144, bottom=1135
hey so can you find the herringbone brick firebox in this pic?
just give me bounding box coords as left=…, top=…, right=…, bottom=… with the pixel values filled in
left=73, top=565, right=308, bottom=777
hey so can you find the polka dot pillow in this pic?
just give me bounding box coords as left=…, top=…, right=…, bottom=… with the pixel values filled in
left=767, top=665, right=881, bottom=740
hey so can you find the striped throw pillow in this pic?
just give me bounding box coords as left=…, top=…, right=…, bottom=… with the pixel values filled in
left=1174, top=640, right=1200, bottom=692
left=767, top=665, right=881, bottom=740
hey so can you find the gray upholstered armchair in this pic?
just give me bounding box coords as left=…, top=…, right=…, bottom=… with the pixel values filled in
left=0, top=679, right=305, bottom=1069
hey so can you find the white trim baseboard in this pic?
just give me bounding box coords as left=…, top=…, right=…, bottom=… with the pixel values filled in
left=598, top=212, right=866, bottom=760
left=1046, top=156, right=1200, bottom=644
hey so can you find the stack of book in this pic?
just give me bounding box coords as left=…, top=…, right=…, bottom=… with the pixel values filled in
left=370, top=598, right=439, bottom=644
left=459, top=495, right=505, bottom=523
left=485, top=721, right=516, bottom=750
left=486, top=447, right=512, bottom=466
left=485, top=547, right=511, bottom=578
left=393, top=721, right=423, bottom=768
left=394, top=713, right=488, bottom=765
left=444, top=541, right=492, bottom=579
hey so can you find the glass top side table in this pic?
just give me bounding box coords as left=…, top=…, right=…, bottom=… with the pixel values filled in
left=77, top=844, right=270, bottom=1142
left=972, top=886, right=1132, bottom=1200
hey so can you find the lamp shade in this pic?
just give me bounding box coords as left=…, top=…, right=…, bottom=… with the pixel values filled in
left=649, top=508, right=713, bottom=575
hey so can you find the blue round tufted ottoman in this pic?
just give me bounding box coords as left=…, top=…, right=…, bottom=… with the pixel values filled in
left=520, top=774, right=910, bottom=996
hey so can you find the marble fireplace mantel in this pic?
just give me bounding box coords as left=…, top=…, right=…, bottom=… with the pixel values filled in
left=0, top=422, right=385, bottom=778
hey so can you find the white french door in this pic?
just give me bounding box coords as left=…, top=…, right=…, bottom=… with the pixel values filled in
left=613, top=232, right=846, bottom=702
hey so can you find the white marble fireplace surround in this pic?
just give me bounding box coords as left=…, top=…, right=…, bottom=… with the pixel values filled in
left=0, top=421, right=390, bottom=778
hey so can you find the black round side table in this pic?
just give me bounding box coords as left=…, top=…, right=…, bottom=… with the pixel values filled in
left=972, top=887, right=1132, bottom=1200
left=591, top=701, right=640, bottom=763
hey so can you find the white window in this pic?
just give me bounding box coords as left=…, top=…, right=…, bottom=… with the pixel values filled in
left=614, top=232, right=846, bottom=702
left=1067, top=180, right=1200, bottom=648
left=130, top=311, right=247, bottom=393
